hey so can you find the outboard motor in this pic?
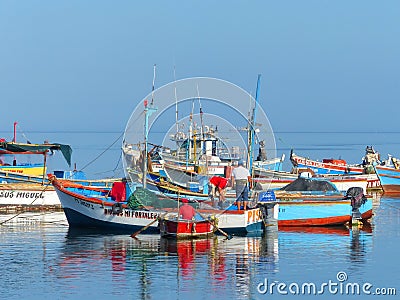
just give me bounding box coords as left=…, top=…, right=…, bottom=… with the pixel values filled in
left=344, top=187, right=367, bottom=221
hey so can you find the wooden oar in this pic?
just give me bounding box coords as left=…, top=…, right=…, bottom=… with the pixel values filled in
left=196, top=211, right=232, bottom=240
left=130, top=212, right=167, bottom=238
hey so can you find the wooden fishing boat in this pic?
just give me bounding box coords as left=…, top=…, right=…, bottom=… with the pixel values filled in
left=159, top=217, right=214, bottom=239
left=0, top=137, right=73, bottom=208
left=0, top=124, right=122, bottom=208
left=159, top=197, right=215, bottom=239
left=289, top=149, right=375, bottom=175
left=263, top=198, right=372, bottom=227
left=289, top=149, right=381, bottom=189
left=254, top=173, right=369, bottom=193
left=50, top=175, right=265, bottom=236
left=0, top=169, right=120, bottom=209
left=258, top=181, right=373, bottom=227
left=0, top=140, right=72, bottom=177
left=0, top=123, right=50, bottom=176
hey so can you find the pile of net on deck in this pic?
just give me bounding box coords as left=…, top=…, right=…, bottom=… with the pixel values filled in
left=280, top=177, right=338, bottom=192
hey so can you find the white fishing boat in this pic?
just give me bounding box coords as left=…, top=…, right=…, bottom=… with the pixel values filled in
left=0, top=135, right=118, bottom=208
left=0, top=138, right=73, bottom=208
left=50, top=175, right=265, bottom=236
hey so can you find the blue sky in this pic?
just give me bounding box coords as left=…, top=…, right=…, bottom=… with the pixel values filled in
left=1, top=1, right=399, bottom=177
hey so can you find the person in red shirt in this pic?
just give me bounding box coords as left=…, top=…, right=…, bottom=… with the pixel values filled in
left=209, top=176, right=228, bottom=208
left=179, top=198, right=196, bottom=220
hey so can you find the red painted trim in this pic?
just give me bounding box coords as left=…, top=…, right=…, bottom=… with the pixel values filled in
left=0, top=150, right=47, bottom=155
left=278, top=215, right=351, bottom=226
left=51, top=177, right=116, bottom=207
left=278, top=209, right=373, bottom=227
left=381, top=185, right=400, bottom=194
left=361, top=210, right=373, bottom=219
left=292, top=155, right=364, bottom=173
left=279, top=226, right=350, bottom=235
left=375, top=165, right=400, bottom=172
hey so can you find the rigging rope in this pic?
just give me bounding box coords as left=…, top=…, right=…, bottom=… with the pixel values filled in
left=78, top=133, right=123, bottom=172
left=16, top=124, right=32, bottom=143
left=380, top=201, right=400, bottom=211
left=78, top=111, right=145, bottom=173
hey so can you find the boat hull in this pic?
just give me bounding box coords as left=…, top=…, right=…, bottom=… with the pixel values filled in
left=0, top=183, right=60, bottom=207
left=290, top=152, right=364, bottom=175
left=374, top=165, right=400, bottom=194
left=0, top=164, right=45, bottom=176
left=159, top=218, right=214, bottom=239
left=260, top=198, right=373, bottom=227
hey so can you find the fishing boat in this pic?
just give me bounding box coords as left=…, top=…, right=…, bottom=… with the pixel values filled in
left=258, top=186, right=373, bottom=227
left=289, top=149, right=381, bottom=189
left=374, top=163, right=400, bottom=194
left=50, top=175, right=265, bottom=236
left=0, top=137, right=118, bottom=208
left=0, top=122, right=50, bottom=176
left=159, top=197, right=215, bottom=239
left=290, top=154, right=362, bottom=174
left=159, top=217, right=215, bottom=239
left=254, top=171, right=369, bottom=193
left=0, top=162, right=45, bottom=177
left=0, top=138, right=74, bottom=208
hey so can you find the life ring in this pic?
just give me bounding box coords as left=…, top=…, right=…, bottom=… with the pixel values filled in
left=112, top=202, right=123, bottom=214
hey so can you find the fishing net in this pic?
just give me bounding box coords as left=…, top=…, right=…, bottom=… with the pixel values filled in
left=127, top=187, right=198, bottom=210
left=281, top=177, right=337, bottom=192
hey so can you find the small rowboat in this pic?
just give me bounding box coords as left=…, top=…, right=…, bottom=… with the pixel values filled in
left=159, top=217, right=215, bottom=239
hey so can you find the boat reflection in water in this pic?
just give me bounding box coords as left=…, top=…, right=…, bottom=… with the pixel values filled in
left=276, top=222, right=372, bottom=275
left=54, top=222, right=372, bottom=298
left=159, top=237, right=223, bottom=280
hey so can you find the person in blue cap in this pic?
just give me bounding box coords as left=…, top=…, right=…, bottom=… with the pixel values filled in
left=231, top=160, right=252, bottom=210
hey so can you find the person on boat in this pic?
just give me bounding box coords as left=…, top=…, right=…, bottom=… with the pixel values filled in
left=179, top=198, right=196, bottom=220
left=209, top=175, right=228, bottom=208
left=231, top=160, right=252, bottom=210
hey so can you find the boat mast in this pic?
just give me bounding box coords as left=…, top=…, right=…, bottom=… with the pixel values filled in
left=13, top=121, right=17, bottom=142
left=42, top=152, right=47, bottom=185
left=143, top=65, right=157, bottom=189
left=248, top=74, right=261, bottom=176
left=197, top=85, right=206, bottom=153
left=197, top=84, right=209, bottom=176
left=174, top=66, right=179, bottom=135
left=188, top=98, right=195, bottom=164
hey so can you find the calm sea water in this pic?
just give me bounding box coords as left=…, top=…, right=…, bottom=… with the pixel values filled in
left=0, top=194, right=399, bottom=300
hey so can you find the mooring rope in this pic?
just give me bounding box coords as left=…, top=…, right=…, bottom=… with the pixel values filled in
left=379, top=200, right=400, bottom=211
left=0, top=182, right=54, bottom=226
left=5, top=211, right=69, bottom=227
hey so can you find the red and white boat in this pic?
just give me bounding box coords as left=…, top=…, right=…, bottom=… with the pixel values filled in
left=288, top=150, right=381, bottom=190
